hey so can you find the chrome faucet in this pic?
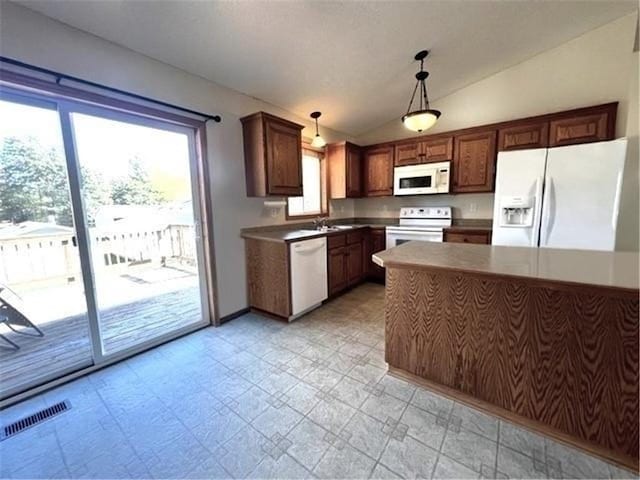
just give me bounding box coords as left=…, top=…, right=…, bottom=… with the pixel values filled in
left=312, top=216, right=330, bottom=230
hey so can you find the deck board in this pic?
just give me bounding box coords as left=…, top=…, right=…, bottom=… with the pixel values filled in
left=0, top=284, right=202, bottom=399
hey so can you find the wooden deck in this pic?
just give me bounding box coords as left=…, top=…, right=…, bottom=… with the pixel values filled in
left=0, top=281, right=203, bottom=399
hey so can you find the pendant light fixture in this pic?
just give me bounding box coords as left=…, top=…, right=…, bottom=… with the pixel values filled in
left=402, top=50, right=441, bottom=133
left=310, top=111, right=326, bottom=148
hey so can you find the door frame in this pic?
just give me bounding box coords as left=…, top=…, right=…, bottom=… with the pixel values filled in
left=0, top=83, right=218, bottom=405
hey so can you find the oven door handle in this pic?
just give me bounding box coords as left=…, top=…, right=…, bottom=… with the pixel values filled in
left=387, top=228, right=443, bottom=234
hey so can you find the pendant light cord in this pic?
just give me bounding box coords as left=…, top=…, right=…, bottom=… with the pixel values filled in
left=405, top=57, right=431, bottom=115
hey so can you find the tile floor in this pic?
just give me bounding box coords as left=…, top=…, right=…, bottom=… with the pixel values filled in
left=0, top=283, right=637, bottom=479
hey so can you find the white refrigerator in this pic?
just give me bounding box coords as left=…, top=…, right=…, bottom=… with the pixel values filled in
left=491, top=138, right=627, bottom=251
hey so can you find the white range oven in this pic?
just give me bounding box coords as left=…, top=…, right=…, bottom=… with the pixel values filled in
left=393, top=161, right=451, bottom=196
left=386, top=206, right=452, bottom=247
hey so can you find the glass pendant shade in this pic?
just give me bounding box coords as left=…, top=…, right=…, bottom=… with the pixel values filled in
left=310, top=133, right=326, bottom=148
left=309, top=111, right=326, bottom=148
left=402, top=50, right=440, bottom=133
left=402, top=109, right=441, bottom=133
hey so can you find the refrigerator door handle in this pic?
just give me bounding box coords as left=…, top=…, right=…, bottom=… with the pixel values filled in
left=532, top=176, right=543, bottom=246
left=541, top=176, right=554, bottom=245
left=611, top=171, right=623, bottom=230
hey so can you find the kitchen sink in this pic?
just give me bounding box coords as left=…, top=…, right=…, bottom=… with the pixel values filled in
left=317, top=225, right=355, bottom=232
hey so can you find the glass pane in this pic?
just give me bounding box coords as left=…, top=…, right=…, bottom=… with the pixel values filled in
left=288, top=155, right=321, bottom=216
left=70, top=112, right=205, bottom=355
left=0, top=98, right=93, bottom=399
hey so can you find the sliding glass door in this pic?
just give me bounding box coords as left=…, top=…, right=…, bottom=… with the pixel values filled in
left=0, top=96, right=94, bottom=398
left=0, top=93, right=210, bottom=400
left=69, top=108, right=207, bottom=355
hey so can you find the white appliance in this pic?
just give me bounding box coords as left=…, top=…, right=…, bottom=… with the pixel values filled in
left=393, top=161, right=451, bottom=196
left=492, top=138, right=627, bottom=251
left=386, top=206, right=452, bottom=247
left=290, top=237, right=328, bottom=319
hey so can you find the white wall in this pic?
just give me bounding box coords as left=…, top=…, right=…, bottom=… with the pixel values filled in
left=617, top=50, right=639, bottom=251
left=353, top=194, right=493, bottom=221
left=0, top=2, right=354, bottom=317
left=356, top=13, right=637, bottom=144
left=0, top=4, right=637, bottom=320
left=352, top=12, right=639, bottom=252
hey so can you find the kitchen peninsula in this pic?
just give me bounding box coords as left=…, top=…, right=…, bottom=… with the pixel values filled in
left=373, top=242, right=639, bottom=470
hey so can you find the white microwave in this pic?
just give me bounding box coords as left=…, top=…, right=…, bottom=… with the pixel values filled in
left=393, top=161, right=450, bottom=196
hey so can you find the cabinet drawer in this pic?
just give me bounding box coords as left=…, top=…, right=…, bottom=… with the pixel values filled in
left=421, top=136, right=453, bottom=162
left=346, top=231, right=363, bottom=245
left=444, top=231, right=491, bottom=244
left=394, top=142, right=420, bottom=166
left=549, top=111, right=614, bottom=147
left=498, top=122, right=549, bottom=151
left=327, top=233, right=346, bottom=249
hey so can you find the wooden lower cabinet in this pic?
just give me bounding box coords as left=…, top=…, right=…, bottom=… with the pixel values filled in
left=367, top=228, right=386, bottom=281
left=328, top=246, right=347, bottom=295
left=444, top=228, right=492, bottom=245
left=385, top=266, right=639, bottom=469
left=346, top=242, right=363, bottom=284
left=327, top=230, right=369, bottom=295
left=245, top=238, right=291, bottom=317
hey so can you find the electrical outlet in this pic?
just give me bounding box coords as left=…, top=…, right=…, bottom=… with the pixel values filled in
left=468, top=202, right=478, bottom=213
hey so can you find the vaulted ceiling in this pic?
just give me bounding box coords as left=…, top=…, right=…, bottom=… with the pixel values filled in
left=14, top=0, right=638, bottom=136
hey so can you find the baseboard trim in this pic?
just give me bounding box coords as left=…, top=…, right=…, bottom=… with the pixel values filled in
left=219, top=307, right=250, bottom=324
left=388, top=366, right=639, bottom=473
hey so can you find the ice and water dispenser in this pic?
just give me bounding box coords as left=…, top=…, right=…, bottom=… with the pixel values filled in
left=498, top=196, right=534, bottom=227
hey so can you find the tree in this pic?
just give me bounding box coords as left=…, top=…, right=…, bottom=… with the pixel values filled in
left=0, top=137, right=166, bottom=228
left=80, top=166, right=110, bottom=227
left=110, top=157, right=164, bottom=206
left=0, top=136, right=73, bottom=226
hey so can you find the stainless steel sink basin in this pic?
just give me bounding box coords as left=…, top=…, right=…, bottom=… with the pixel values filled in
left=317, top=225, right=356, bottom=232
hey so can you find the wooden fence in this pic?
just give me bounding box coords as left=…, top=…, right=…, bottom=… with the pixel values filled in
left=0, top=224, right=196, bottom=289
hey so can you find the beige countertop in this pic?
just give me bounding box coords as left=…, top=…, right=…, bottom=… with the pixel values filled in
left=241, top=224, right=372, bottom=243
left=240, top=224, right=386, bottom=242
left=373, top=241, right=639, bottom=291
left=241, top=217, right=493, bottom=243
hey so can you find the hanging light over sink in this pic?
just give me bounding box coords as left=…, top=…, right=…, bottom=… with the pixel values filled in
left=310, top=111, right=326, bottom=148
left=401, top=50, right=441, bottom=133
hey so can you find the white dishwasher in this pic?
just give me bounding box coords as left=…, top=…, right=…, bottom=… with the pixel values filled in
left=289, top=237, right=328, bottom=320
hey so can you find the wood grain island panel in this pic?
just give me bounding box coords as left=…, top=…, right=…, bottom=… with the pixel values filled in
left=377, top=242, right=639, bottom=470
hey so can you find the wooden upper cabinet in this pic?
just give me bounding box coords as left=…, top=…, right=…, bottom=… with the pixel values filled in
left=548, top=103, right=616, bottom=147
left=394, top=141, right=420, bottom=166
left=498, top=122, right=549, bottom=151
left=328, top=142, right=362, bottom=198
left=345, top=144, right=362, bottom=197
left=452, top=130, right=497, bottom=193
left=421, top=136, right=453, bottom=162
left=241, top=112, right=304, bottom=196
left=364, top=146, right=394, bottom=197
left=394, top=136, right=453, bottom=166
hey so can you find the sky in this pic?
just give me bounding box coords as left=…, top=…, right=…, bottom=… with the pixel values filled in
left=0, top=99, right=193, bottom=202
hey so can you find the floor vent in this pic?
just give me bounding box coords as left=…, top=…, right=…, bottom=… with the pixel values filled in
left=1, top=400, right=71, bottom=441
